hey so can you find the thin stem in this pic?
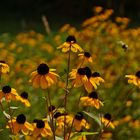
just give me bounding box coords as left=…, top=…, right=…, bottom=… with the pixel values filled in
left=44, top=90, right=56, bottom=140
left=67, top=92, right=83, bottom=140
left=64, top=46, right=71, bottom=139
left=7, top=101, right=14, bottom=133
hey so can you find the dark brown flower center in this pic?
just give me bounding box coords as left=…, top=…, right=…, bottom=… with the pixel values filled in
left=84, top=52, right=91, bottom=58
left=104, top=113, right=111, bottom=120
left=0, top=60, right=6, bottom=63
left=48, top=105, right=56, bottom=112
left=77, top=68, right=86, bottom=75
left=135, top=71, right=140, bottom=78
left=36, top=120, right=45, bottom=128
left=75, top=112, right=83, bottom=120
left=2, top=86, right=11, bottom=93
left=84, top=67, right=92, bottom=78
left=66, top=36, right=76, bottom=43
left=54, top=112, right=62, bottom=118
left=89, top=91, right=98, bottom=99
left=20, top=91, right=28, bottom=99
left=16, top=114, right=26, bottom=124
left=37, top=63, right=49, bottom=75
left=92, top=72, right=100, bottom=77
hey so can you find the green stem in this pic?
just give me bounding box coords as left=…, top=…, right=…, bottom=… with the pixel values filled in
left=64, top=46, right=71, bottom=139
left=47, top=90, right=56, bottom=140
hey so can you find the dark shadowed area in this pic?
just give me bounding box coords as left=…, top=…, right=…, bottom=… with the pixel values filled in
left=0, top=0, right=140, bottom=33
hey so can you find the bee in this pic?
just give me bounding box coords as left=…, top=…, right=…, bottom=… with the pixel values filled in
left=117, top=41, right=128, bottom=51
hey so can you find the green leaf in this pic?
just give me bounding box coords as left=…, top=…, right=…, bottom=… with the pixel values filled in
left=83, top=111, right=102, bottom=128
left=3, top=111, right=10, bottom=119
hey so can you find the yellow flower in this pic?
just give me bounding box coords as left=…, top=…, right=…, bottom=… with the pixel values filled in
left=7, top=114, right=33, bottom=135
left=54, top=112, right=73, bottom=128
left=84, top=70, right=105, bottom=93
left=29, top=63, right=59, bottom=89
left=78, top=52, right=93, bottom=63
left=0, top=61, right=10, bottom=74
left=101, top=113, right=115, bottom=129
left=125, top=71, right=140, bottom=87
left=69, top=68, right=88, bottom=87
left=73, top=112, right=90, bottom=131
left=57, top=35, right=83, bottom=53
left=17, top=92, right=31, bottom=107
left=32, top=119, right=52, bottom=138
left=80, top=91, right=103, bottom=109
left=0, top=86, right=19, bottom=102
left=69, top=67, right=104, bottom=92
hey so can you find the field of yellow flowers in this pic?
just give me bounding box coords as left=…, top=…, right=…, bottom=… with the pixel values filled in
left=0, top=7, right=140, bottom=140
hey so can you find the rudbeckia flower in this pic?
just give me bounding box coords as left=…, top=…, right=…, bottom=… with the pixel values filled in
left=17, top=92, right=31, bottom=107
left=29, top=63, right=59, bottom=89
left=69, top=68, right=88, bottom=87
left=7, top=114, right=33, bottom=135
left=101, top=113, right=115, bottom=129
left=0, top=85, right=19, bottom=102
left=125, top=71, right=140, bottom=87
left=83, top=69, right=105, bottom=93
left=80, top=91, right=103, bottom=109
left=57, top=35, right=83, bottom=53
left=78, top=52, right=92, bottom=63
left=32, top=119, right=52, bottom=138
left=73, top=112, right=90, bottom=131
left=0, top=61, right=10, bottom=74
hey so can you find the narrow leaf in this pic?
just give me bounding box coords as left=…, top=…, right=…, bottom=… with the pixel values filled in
left=83, top=111, right=102, bottom=127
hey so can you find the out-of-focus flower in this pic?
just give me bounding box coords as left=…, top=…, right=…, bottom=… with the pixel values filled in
left=125, top=71, right=140, bottom=87
left=0, top=85, right=19, bottom=102
left=29, top=63, right=59, bottom=89
left=0, top=61, right=10, bottom=74
left=78, top=52, right=93, bottom=63
left=101, top=113, right=115, bottom=129
left=100, top=131, right=112, bottom=140
left=73, top=112, right=90, bottom=131
left=32, top=119, right=52, bottom=138
left=17, top=92, right=31, bottom=107
left=80, top=91, right=103, bottom=109
left=57, top=36, right=83, bottom=53
left=54, top=112, right=73, bottom=135
left=7, top=114, right=33, bottom=135
left=93, top=6, right=103, bottom=14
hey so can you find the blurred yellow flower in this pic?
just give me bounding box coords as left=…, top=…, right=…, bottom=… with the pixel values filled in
left=80, top=91, right=103, bottom=109
left=32, top=119, right=52, bottom=138
left=0, top=85, right=19, bottom=102
left=0, top=61, right=10, bottom=74
left=7, top=114, right=33, bottom=135
left=57, top=36, right=83, bottom=53
left=73, top=112, right=90, bottom=131
left=29, top=63, right=59, bottom=89
left=125, top=71, right=140, bottom=87
left=17, top=91, right=31, bottom=107
left=78, top=52, right=93, bottom=63
left=101, top=113, right=115, bottom=129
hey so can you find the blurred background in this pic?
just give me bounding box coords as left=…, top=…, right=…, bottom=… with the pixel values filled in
left=0, top=0, right=140, bottom=33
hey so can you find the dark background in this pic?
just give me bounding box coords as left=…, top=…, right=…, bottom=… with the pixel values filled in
left=0, top=0, right=140, bottom=32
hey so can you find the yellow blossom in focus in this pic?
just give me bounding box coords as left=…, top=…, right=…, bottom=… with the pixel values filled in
left=57, top=35, right=83, bottom=53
